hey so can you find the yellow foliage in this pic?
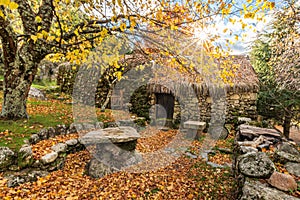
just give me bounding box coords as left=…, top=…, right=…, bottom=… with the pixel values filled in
left=0, top=0, right=10, bottom=6
left=9, top=2, right=18, bottom=9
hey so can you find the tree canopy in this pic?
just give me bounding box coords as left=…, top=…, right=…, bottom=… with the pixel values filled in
left=0, top=0, right=276, bottom=119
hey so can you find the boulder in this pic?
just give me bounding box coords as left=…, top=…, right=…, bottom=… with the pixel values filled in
left=238, top=152, right=275, bottom=178
left=117, top=120, right=136, bottom=127
left=47, top=127, right=56, bottom=138
left=37, top=128, right=49, bottom=140
left=4, top=170, right=49, bottom=187
left=55, top=124, right=67, bottom=135
left=28, top=87, right=46, bottom=100
left=238, top=124, right=281, bottom=141
left=29, top=134, right=40, bottom=144
left=67, top=123, right=78, bottom=134
left=93, top=143, right=142, bottom=170
left=274, top=150, right=300, bottom=163
left=285, top=162, right=300, bottom=177
left=65, top=139, right=78, bottom=146
left=6, top=175, right=25, bottom=188
left=0, top=147, right=15, bottom=171
left=267, top=171, right=297, bottom=192
left=238, top=117, right=252, bottom=124
left=82, top=123, right=95, bottom=131
left=279, top=142, right=300, bottom=156
left=18, top=145, right=33, bottom=168
left=51, top=143, right=67, bottom=153
left=41, top=152, right=58, bottom=164
left=71, top=123, right=84, bottom=132
left=219, top=126, right=229, bottom=140
left=241, top=179, right=299, bottom=200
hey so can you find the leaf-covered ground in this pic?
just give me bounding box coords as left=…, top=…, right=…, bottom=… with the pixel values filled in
left=2, top=91, right=299, bottom=199
left=0, top=150, right=236, bottom=199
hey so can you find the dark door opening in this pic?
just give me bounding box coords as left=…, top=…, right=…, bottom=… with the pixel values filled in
left=155, top=93, right=175, bottom=127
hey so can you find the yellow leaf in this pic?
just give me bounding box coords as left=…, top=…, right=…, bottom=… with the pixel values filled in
left=234, top=34, right=238, bottom=40
left=241, top=23, right=247, bottom=29
left=229, top=18, right=235, bottom=24
left=120, top=23, right=126, bottom=32
left=36, top=33, right=43, bottom=39
left=115, top=71, right=122, bottom=80
left=269, top=2, right=275, bottom=10
left=0, top=0, right=10, bottom=6
left=9, top=2, right=18, bottom=10
left=35, top=16, right=42, bottom=23
left=170, top=24, right=178, bottom=30
left=30, top=35, right=37, bottom=43
left=262, top=2, right=268, bottom=10
left=74, top=29, right=79, bottom=36
left=41, top=30, right=48, bottom=37
left=0, top=10, right=4, bottom=18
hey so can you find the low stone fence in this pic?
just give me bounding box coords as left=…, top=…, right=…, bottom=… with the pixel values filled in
left=0, top=123, right=142, bottom=188
left=28, top=122, right=104, bottom=145
left=233, top=124, right=300, bottom=199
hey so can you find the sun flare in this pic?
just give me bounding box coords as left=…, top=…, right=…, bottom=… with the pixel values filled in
left=193, top=27, right=209, bottom=43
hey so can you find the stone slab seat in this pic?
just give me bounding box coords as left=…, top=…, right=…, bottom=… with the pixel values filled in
left=183, top=121, right=206, bottom=130
left=79, top=126, right=140, bottom=145
left=183, top=121, right=207, bottom=139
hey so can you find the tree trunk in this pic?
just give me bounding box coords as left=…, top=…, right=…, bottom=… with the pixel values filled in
left=1, top=51, right=39, bottom=119
left=283, top=105, right=293, bottom=139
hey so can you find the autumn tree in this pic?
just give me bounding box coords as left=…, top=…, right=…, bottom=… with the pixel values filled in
left=251, top=0, right=300, bottom=138
left=0, top=0, right=276, bottom=119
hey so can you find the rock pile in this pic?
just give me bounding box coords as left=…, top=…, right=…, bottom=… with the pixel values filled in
left=233, top=124, right=300, bottom=199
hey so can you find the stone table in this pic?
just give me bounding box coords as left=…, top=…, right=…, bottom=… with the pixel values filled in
left=79, top=126, right=142, bottom=177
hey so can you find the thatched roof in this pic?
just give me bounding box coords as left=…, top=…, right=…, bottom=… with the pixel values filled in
left=120, top=53, right=259, bottom=97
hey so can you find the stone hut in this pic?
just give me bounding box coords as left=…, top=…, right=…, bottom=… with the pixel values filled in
left=109, top=53, right=259, bottom=125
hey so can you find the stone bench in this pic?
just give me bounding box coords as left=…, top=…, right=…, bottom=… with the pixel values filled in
left=183, top=121, right=206, bottom=139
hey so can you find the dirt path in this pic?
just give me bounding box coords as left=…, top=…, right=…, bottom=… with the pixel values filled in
left=274, top=125, right=300, bottom=144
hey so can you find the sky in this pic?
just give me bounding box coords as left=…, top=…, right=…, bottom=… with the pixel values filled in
left=85, top=0, right=280, bottom=55
left=216, top=14, right=274, bottom=55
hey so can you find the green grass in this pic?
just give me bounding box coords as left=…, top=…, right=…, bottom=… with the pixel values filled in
left=32, top=79, right=59, bottom=92
left=0, top=114, right=67, bottom=150
left=0, top=79, right=72, bottom=150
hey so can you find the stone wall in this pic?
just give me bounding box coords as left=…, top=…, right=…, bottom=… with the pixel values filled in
left=172, top=90, right=257, bottom=124
left=233, top=124, right=300, bottom=199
